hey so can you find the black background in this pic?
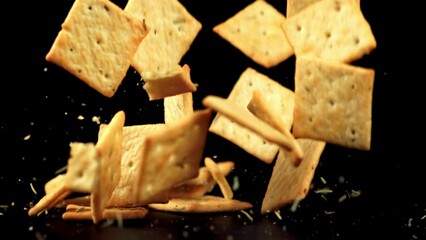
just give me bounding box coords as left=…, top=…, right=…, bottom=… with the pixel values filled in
left=1, top=0, right=424, bottom=239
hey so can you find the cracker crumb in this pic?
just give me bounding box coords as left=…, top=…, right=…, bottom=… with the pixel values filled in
left=77, top=115, right=84, bottom=120
left=24, top=135, right=31, bottom=140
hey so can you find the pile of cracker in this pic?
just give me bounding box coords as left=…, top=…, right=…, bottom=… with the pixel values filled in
left=29, top=0, right=376, bottom=224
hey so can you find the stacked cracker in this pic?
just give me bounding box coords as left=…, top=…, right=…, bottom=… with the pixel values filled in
left=212, top=0, right=376, bottom=214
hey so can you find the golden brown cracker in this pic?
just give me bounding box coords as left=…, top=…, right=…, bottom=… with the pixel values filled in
left=293, top=56, right=374, bottom=150
left=45, top=0, right=148, bottom=97
left=213, top=0, right=293, bottom=68
left=261, top=138, right=326, bottom=214
left=283, top=0, right=376, bottom=63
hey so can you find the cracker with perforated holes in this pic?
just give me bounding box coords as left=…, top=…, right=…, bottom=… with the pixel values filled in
left=261, top=138, right=326, bottom=214
left=293, top=56, right=374, bottom=150
left=124, top=0, right=201, bottom=74
left=45, top=0, right=148, bottom=97
left=106, top=124, right=164, bottom=207
left=282, top=0, right=376, bottom=63
left=134, top=109, right=212, bottom=205
left=213, top=0, right=293, bottom=68
left=91, top=110, right=125, bottom=223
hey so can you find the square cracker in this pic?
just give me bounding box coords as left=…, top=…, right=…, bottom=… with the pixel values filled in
left=91, top=110, right=125, bottom=223
left=213, top=0, right=293, bottom=68
left=45, top=0, right=148, bottom=97
left=208, top=67, right=296, bottom=163
left=124, top=0, right=202, bottom=74
left=134, top=109, right=212, bottom=205
left=293, top=56, right=374, bottom=150
left=261, top=138, right=326, bottom=214
left=282, top=0, right=376, bottom=63
left=106, top=124, right=164, bottom=207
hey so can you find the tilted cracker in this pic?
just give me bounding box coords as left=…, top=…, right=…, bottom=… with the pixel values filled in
left=261, top=138, right=326, bottom=214
left=282, top=0, right=376, bottom=63
left=203, top=95, right=303, bottom=162
left=62, top=204, right=148, bottom=221
left=293, top=56, right=374, bottom=150
left=91, top=110, right=125, bottom=223
left=169, top=161, right=235, bottom=199
left=246, top=88, right=303, bottom=165
left=204, top=157, right=233, bottom=200
left=124, top=0, right=202, bottom=74
left=148, top=195, right=253, bottom=213
left=142, top=64, right=197, bottom=100
left=134, top=109, right=212, bottom=205
left=45, top=0, right=148, bottom=97
left=208, top=68, right=298, bottom=163
left=28, top=184, right=72, bottom=217
left=164, top=91, right=194, bottom=124
left=213, top=0, right=293, bottom=68
left=107, top=124, right=164, bottom=207
left=44, top=174, right=65, bottom=195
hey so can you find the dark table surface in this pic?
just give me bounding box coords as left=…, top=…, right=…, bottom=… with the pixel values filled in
left=1, top=0, right=424, bottom=239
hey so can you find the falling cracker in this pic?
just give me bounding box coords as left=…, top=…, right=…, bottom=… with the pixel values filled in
left=106, top=124, right=164, bottom=207
left=293, top=56, right=374, bottom=150
left=148, top=195, right=253, bottom=213
left=134, top=109, right=212, bottom=205
left=62, top=204, right=148, bottom=221
left=261, top=138, right=326, bottom=214
left=208, top=68, right=298, bottom=163
left=91, top=110, right=125, bottom=224
left=164, top=91, right=194, bottom=124
left=246, top=89, right=303, bottom=166
left=124, top=0, right=202, bottom=74
left=45, top=0, right=148, bottom=97
left=203, top=95, right=303, bottom=161
left=168, top=161, right=235, bottom=199
left=282, top=0, right=376, bottom=63
left=142, top=64, right=197, bottom=100
left=213, top=0, right=293, bottom=68
left=204, top=157, right=233, bottom=200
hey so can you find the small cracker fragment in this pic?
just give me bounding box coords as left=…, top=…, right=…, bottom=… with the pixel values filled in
left=208, top=68, right=298, bottom=163
left=169, top=161, right=235, bottom=199
left=261, top=138, right=326, bottom=214
left=164, top=92, right=194, bottom=124
left=45, top=0, right=148, bottom=97
left=286, top=0, right=322, bottom=17
left=293, top=56, right=374, bottom=150
left=148, top=195, right=252, bottom=213
left=204, top=157, right=233, bottom=200
left=134, top=109, right=212, bottom=205
left=282, top=0, right=376, bottom=63
left=203, top=95, right=302, bottom=162
left=124, top=0, right=202, bottom=74
left=91, top=111, right=125, bottom=223
left=107, top=124, right=164, bottom=207
left=213, top=0, right=293, bottom=68
left=142, top=64, right=197, bottom=101
left=63, top=204, right=148, bottom=221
